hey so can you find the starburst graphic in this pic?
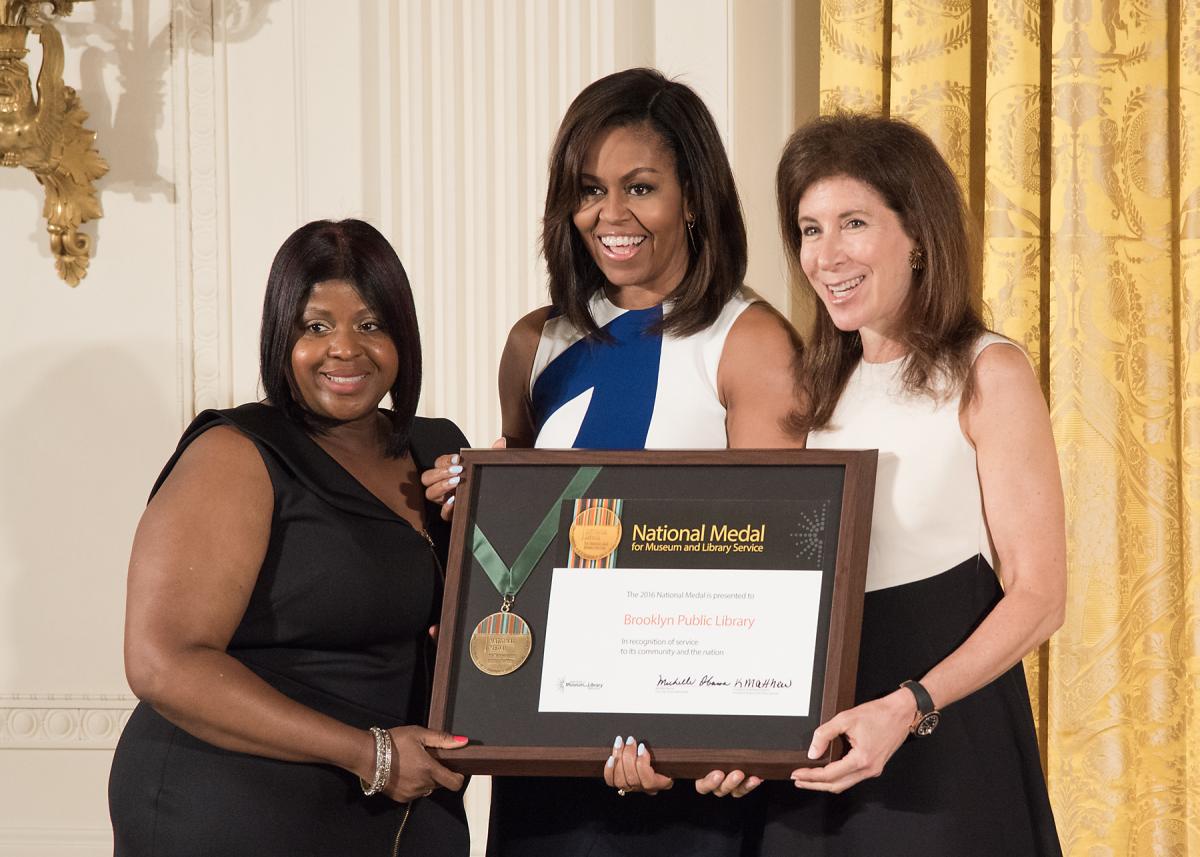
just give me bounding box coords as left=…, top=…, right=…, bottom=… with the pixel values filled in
left=789, top=502, right=830, bottom=566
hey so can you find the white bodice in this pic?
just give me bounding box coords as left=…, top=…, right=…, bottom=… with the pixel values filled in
left=807, top=333, right=1021, bottom=592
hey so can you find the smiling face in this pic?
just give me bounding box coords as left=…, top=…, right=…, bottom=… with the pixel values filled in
left=572, top=124, right=691, bottom=307
left=289, top=280, right=399, bottom=424
left=796, top=174, right=918, bottom=361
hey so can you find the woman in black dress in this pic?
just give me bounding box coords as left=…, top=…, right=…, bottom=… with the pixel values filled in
left=109, top=220, right=471, bottom=856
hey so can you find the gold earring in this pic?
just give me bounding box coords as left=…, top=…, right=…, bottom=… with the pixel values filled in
left=686, top=218, right=697, bottom=252
left=908, top=246, right=925, bottom=271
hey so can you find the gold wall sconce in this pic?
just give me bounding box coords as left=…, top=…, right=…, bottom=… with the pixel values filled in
left=1, top=0, right=107, bottom=286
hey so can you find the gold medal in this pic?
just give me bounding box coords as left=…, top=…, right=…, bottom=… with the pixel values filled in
left=468, top=466, right=605, bottom=676
left=468, top=610, right=533, bottom=676
left=569, top=505, right=622, bottom=561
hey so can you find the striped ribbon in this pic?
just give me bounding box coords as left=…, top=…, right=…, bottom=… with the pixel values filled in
left=471, top=466, right=602, bottom=598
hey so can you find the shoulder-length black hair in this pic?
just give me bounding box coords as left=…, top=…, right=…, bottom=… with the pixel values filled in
left=543, top=67, right=747, bottom=338
left=259, top=219, right=422, bottom=456
left=776, top=113, right=986, bottom=432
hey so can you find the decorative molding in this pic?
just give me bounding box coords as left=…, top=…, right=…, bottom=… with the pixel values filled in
left=0, top=693, right=135, bottom=749
left=0, top=4, right=109, bottom=286
left=172, top=0, right=233, bottom=427
left=0, top=827, right=111, bottom=854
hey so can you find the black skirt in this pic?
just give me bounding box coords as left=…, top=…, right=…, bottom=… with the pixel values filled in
left=110, top=704, right=468, bottom=857
left=488, top=774, right=762, bottom=857
left=757, top=556, right=1062, bottom=856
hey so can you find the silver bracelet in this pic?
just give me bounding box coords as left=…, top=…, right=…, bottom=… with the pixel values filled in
left=359, top=726, right=393, bottom=796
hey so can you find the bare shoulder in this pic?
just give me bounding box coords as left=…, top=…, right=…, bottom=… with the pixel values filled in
left=727, top=302, right=801, bottom=356
left=719, top=301, right=804, bottom=447
left=500, top=306, right=554, bottom=385
left=970, top=340, right=1040, bottom=404
left=185, top=422, right=261, bottom=458
left=499, top=307, right=554, bottom=446
left=963, top=340, right=1048, bottom=444
left=127, top=421, right=275, bottom=672
left=505, top=306, right=554, bottom=354
left=732, top=300, right=799, bottom=338
left=151, top=423, right=272, bottom=510
left=720, top=302, right=801, bottom=384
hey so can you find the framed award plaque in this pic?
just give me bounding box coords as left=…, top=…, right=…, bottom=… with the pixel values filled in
left=427, top=449, right=877, bottom=779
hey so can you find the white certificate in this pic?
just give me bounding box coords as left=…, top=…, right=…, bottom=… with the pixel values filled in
left=537, top=568, right=823, bottom=716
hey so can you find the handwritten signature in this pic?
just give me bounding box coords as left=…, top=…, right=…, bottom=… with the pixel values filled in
left=656, top=674, right=793, bottom=690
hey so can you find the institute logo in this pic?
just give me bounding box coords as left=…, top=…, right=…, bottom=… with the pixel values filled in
left=567, top=498, right=623, bottom=567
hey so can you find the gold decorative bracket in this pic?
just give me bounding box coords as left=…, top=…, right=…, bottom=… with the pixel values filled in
left=1, top=0, right=107, bottom=286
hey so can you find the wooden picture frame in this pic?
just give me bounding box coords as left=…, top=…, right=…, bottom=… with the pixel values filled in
left=428, top=448, right=876, bottom=779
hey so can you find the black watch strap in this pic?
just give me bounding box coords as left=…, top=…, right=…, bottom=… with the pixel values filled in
left=900, top=679, right=935, bottom=715
left=900, top=679, right=941, bottom=737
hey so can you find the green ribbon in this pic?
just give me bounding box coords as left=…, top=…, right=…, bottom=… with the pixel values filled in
left=471, top=466, right=602, bottom=598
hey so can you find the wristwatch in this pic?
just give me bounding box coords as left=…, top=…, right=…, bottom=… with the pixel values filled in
left=899, top=679, right=940, bottom=737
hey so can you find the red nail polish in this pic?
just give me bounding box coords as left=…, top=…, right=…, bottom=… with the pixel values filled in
left=454, top=735, right=469, bottom=742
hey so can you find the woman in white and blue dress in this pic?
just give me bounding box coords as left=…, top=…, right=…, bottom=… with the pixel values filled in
left=746, top=113, right=1066, bottom=855
left=425, top=68, right=799, bottom=856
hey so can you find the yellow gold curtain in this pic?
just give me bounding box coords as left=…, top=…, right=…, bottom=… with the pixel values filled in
left=820, top=0, right=1200, bottom=853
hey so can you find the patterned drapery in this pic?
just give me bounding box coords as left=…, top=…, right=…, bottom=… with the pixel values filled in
left=819, top=1, right=1200, bottom=853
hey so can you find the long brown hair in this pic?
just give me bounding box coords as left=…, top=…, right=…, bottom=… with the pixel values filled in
left=776, top=113, right=986, bottom=432
left=543, top=68, right=747, bottom=338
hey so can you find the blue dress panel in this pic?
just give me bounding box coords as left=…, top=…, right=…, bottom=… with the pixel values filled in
left=529, top=289, right=752, bottom=449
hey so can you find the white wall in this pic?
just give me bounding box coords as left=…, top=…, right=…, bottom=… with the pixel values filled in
left=0, top=1, right=802, bottom=853
left=0, top=0, right=177, bottom=850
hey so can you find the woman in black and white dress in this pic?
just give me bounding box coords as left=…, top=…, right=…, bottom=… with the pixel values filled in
left=752, top=113, right=1066, bottom=856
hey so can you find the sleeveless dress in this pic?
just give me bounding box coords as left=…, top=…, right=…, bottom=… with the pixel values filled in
left=486, top=289, right=762, bottom=856
left=108, top=403, right=471, bottom=857
left=758, top=334, right=1062, bottom=856
left=529, top=290, right=751, bottom=448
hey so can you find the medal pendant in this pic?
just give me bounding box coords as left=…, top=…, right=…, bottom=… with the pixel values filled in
left=569, top=506, right=622, bottom=561
left=469, top=610, right=533, bottom=676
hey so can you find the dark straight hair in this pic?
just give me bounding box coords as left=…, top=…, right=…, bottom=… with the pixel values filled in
left=543, top=67, right=747, bottom=338
left=776, top=112, right=986, bottom=432
left=259, top=219, right=422, bottom=456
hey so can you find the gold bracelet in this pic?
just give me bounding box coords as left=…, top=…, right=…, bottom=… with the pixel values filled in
left=359, top=726, right=393, bottom=796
